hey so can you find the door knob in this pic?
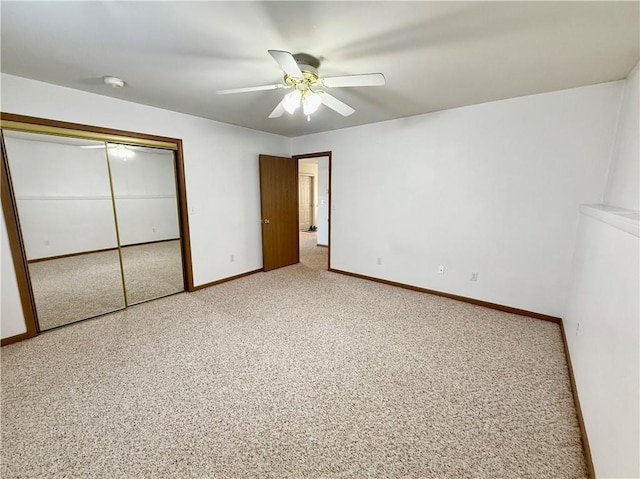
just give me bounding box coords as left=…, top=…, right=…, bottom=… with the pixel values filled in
left=262, top=219, right=270, bottom=224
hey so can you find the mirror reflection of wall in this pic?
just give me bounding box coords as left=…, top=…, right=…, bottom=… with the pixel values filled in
left=2, top=131, right=186, bottom=331
left=3, top=131, right=125, bottom=330
left=107, top=144, right=184, bottom=305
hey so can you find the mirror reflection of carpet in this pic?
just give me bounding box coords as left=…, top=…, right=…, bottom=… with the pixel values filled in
left=30, top=240, right=184, bottom=330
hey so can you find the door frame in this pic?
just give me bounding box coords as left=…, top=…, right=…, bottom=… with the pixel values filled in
left=293, top=151, right=332, bottom=270
left=0, top=112, right=194, bottom=345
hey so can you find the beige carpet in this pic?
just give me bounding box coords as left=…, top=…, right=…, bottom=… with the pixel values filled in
left=299, top=231, right=328, bottom=271
left=1, top=235, right=586, bottom=478
left=28, top=240, right=184, bottom=330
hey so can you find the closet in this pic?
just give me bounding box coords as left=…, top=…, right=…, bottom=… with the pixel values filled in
left=2, top=122, right=189, bottom=331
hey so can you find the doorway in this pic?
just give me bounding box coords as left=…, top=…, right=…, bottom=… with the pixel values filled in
left=258, top=151, right=331, bottom=272
left=297, top=154, right=329, bottom=271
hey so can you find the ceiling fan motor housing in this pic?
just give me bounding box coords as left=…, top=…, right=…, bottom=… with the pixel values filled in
left=293, top=53, right=320, bottom=70
left=283, top=53, right=322, bottom=91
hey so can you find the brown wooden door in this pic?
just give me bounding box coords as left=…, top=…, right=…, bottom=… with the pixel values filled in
left=259, top=154, right=299, bottom=271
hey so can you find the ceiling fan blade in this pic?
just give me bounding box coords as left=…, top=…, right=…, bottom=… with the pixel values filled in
left=322, top=73, right=386, bottom=88
left=216, top=84, right=283, bottom=95
left=269, top=99, right=287, bottom=118
left=320, top=92, right=355, bottom=117
left=268, top=50, right=303, bottom=78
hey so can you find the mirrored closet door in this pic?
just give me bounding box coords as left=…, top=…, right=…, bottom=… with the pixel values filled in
left=107, top=143, right=184, bottom=305
left=3, top=129, right=185, bottom=331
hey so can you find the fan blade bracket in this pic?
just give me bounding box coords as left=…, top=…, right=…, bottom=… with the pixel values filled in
left=321, top=73, right=386, bottom=88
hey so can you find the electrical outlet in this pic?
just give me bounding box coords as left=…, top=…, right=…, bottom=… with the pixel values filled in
left=44, top=240, right=50, bottom=246
left=230, top=254, right=235, bottom=263
left=438, top=265, right=445, bottom=275
left=576, top=322, right=582, bottom=337
left=152, top=227, right=156, bottom=233
left=377, top=257, right=382, bottom=265
left=470, top=272, right=478, bottom=281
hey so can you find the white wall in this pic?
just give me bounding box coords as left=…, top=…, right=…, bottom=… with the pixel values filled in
left=564, top=209, right=638, bottom=478
left=1, top=214, right=27, bottom=338
left=109, top=148, right=180, bottom=246
left=5, top=137, right=119, bottom=259
left=293, top=82, right=623, bottom=317
left=605, top=63, right=639, bottom=210
left=563, top=63, right=640, bottom=478
left=1, top=73, right=290, bottom=338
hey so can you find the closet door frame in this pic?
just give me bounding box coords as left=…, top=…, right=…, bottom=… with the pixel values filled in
left=0, top=113, right=194, bottom=344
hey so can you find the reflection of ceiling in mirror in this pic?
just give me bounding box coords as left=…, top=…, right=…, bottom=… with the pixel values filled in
left=2, top=129, right=103, bottom=148
left=3, top=131, right=175, bottom=157
left=106, top=144, right=135, bottom=160
left=106, top=143, right=172, bottom=155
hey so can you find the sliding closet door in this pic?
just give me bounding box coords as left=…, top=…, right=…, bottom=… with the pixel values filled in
left=3, top=131, right=125, bottom=330
left=107, top=144, right=184, bottom=305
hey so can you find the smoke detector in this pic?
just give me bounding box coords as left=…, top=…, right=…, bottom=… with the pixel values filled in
left=103, top=76, right=125, bottom=88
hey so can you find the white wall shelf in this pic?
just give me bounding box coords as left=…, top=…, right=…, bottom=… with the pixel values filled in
left=580, top=204, right=639, bottom=237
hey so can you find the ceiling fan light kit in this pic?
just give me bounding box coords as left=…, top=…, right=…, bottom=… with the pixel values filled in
left=283, top=90, right=301, bottom=114
left=302, top=91, right=322, bottom=115
left=216, top=50, right=385, bottom=121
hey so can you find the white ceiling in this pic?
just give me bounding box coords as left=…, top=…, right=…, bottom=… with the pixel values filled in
left=1, top=1, right=638, bottom=138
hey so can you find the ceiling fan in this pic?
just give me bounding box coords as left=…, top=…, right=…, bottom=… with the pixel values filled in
left=216, top=50, right=385, bottom=120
